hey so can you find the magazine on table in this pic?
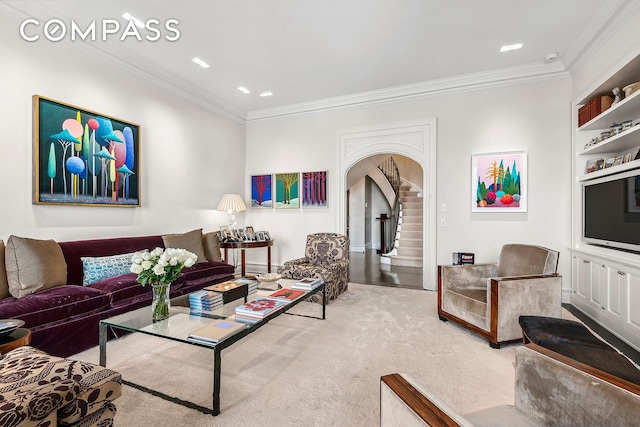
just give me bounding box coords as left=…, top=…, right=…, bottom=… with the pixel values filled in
left=187, top=319, right=246, bottom=345
left=266, top=288, right=305, bottom=303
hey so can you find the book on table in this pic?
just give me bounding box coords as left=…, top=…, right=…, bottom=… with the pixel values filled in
left=292, top=277, right=322, bottom=290
left=204, top=279, right=250, bottom=293
left=267, top=288, right=305, bottom=303
left=187, top=319, right=246, bottom=345
left=234, top=298, right=287, bottom=323
left=189, top=290, right=223, bottom=310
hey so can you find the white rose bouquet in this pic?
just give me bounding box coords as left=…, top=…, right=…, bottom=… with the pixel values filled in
left=130, top=247, right=198, bottom=286
left=130, top=247, right=198, bottom=321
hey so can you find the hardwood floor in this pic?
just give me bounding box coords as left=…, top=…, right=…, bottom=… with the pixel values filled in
left=348, top=250, right=422, bottom=290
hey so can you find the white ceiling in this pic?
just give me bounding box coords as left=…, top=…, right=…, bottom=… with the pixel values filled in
left=2, top=0, right=637, bottom=121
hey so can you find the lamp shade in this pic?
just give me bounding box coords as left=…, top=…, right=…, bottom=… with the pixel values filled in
left=217, top=194, right=246, bottom=212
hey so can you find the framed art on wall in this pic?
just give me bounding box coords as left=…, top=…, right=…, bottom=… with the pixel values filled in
left=251, top=174, right=272, bottom=208
left=275, top=172, right=299, bottom=208
left=472, top=150, right=527, bottom=212
left=301, top=170, right=327, bottom=207
left=33, top=95, right=140, bottom=207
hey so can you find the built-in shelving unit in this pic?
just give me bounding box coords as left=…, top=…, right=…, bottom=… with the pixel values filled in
left=571, top=50, right=640, bottom=353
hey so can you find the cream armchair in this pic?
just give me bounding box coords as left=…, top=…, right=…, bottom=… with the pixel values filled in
left=277, top=232, right=349, bottom=304
left=438, top=244, right=561, bottom=348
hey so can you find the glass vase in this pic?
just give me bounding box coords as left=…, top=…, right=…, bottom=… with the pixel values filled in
left=151, top=282, right=170, bottom=322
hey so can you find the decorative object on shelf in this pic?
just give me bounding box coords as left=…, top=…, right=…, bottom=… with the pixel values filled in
left=130, top=247, right=198, bottom=321
left=251, top=174, right=272, bottom=208
left=585, top=158, right=604, bottom=173
left=604, top=157, right=616, bottom=168
left=33, top=95, right=140, bottom=207
left=217, top=193, right=246, bottom=229
left=472, top=150, right=527, bottom=212
left=301, top=171, right=328, bottom=208
left=622, top=82, right=640, bottom=97
left=612, top=87, right=622, bottom=105
left=577, top=95, right=614, bottom=127
left=623, top=152, right=633, bottom=163
left=275, top=172, right=300, bottom=208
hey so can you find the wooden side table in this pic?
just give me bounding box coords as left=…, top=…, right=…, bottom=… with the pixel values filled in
left=0, top=328, right=31, bottom=354
left=221, top=240, right=274, bottom=277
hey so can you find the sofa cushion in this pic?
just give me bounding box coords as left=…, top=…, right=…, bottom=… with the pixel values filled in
left=5, top=236, right=67, bottom=298
left=0, top=285, right=110, bottom=328
left=0, top=240, right=9, bottom=300
left=162, top=228, right=207, bottom=264
left=203, top=231, right=222, bottom=261
left=88, top=272, right=153, bottom=305
left=81, top=252, right=136, bottom=285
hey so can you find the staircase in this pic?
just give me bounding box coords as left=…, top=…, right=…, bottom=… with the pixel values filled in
left=383, top=184, right=423, bottom=268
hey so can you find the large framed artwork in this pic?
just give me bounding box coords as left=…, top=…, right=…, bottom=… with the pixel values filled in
left=301, top=171, right=327, bottom=208
left=472, top=150, right=527, bottom=212
left=33, top=95, right=140, bottom=207
left=251, top=174, right=272, bottom=208
left=275, top=172, right=299, bottom=208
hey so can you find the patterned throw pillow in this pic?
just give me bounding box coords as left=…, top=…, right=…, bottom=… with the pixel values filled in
left=81, top=252, right=135, bottom=285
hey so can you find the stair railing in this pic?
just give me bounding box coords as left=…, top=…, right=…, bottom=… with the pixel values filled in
left=377, top=157, right=401, bottom=254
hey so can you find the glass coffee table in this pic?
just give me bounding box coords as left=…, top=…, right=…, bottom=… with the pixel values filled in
left=99, top=279, right=325, bottom=415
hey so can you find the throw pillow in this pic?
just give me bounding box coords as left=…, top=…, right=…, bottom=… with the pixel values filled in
left=81, top=252, right=136, bottom=285
left=203, top=231, right=222, bottom=262
left=5, top=235, right=67, bottom=298
left=0, top=240, right=9, bottom=299
left=162, top=228, right=207, bottom=264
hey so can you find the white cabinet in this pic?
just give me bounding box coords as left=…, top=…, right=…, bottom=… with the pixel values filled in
left=570, top=250, right=640, bottom=351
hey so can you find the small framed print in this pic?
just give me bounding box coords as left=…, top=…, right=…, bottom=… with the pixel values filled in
left=245, top=226, right=254, bottom=234
left=263, top=231, right=271, bottom=241
left=256, top=231, right=266, bottom=242
left=234, top=229, right=247, bottom=241
left=613, top=156, right=624, bottom=166
left=623, top=152, right=633, bottom=163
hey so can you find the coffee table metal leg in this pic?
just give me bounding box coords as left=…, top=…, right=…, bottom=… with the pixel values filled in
left=322, top=285, right=326, bottom=319
left=99, top=323, right=107, bottom=367
left=213, top=347, right=221, bottom=415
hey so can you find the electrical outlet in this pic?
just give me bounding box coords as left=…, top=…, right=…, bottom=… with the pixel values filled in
left=440, top=219, right=446, bottom=227
left=441, top=204, right=446, bottom=212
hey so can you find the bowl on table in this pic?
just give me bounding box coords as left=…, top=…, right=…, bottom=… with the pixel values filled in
left=255, top=273, right=282, bottom=290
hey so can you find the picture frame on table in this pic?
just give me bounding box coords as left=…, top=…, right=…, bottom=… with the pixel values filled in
left=263, top=231, right=271, bottom=240
left=256, top=231, right=266, bottom=242
left=234, top=229, right=247, bottom=241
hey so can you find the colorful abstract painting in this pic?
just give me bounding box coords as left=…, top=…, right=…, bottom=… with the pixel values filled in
left=472, top=150, right=527, bottom=212
left=275, top=172, right=299, bottom=209
left=33, top=96, right=140, bottom=207
left=301, top=171, right=327, bottom=207
left=251, top=174, right=272, bottom=208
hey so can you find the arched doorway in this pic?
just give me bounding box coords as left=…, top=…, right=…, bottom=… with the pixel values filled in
left=337, top=118, right=437, bottom=290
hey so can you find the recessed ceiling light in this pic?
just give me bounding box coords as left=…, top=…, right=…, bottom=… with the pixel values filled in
left=260, top=91, right=274, bottom=97
left=192, top=57, right=210, bottom=69
left=500, top=43, right=523, bottom=53
left=122, top=13, right=144, bottom=29
left=237, top=87, right=251, bottom=94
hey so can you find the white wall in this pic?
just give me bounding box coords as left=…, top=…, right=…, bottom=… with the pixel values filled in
left=245, top=77, right=573, bottom=291
left=348, top=177, right=366, bottom=251
left=370, top=178, right=391, bottom=251
left=0, top=12, right=245, bottom=242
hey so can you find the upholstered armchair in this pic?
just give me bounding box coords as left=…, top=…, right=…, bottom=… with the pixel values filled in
left=0, top=346, right=121, bottom=426
left=278, top=232, right=349, bottom=304
left=438, top=244, right=561, bottom=348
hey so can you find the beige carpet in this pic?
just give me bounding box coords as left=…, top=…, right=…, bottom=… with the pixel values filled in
left=72, top=284, right=580, bottom=426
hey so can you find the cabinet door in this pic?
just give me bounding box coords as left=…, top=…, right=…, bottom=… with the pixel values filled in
left=627, top=270, right=640, bottom=343
left=590, top=263, right=607, bottom=311
left=573, top=256, right=591, bottom=298
left=607, top=267, right=627, bottom=319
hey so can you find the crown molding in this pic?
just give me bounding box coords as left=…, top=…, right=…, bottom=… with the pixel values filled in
left=246, top=62, right=569, bottom=123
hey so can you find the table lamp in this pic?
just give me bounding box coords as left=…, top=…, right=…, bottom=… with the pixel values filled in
left=217, top=193, right=246, bottom=229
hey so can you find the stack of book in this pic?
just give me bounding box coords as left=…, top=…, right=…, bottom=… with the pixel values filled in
left=187, top=319, right=246, bottom=346
left=292, top=277, right=322, bottom=291
left=267, top=288, right=305, bottom=304
left=247, top=280, right=258, bottom=296
left=235, top=298, right=287, bottom=324
left=189, top=290, right=223, bottom=311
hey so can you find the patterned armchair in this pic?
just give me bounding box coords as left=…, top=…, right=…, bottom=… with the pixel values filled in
left=278, top=233, right=349, bottom=304
left=0, top=346, right=121, bottom=427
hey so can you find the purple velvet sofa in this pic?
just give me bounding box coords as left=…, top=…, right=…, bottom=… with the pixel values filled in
left=0, top=235, right=234, bottom=357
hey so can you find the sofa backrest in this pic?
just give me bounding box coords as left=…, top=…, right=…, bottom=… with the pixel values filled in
left=496, top=244, right=559, bottom=277
left=59, top=235, right=164, bottom=285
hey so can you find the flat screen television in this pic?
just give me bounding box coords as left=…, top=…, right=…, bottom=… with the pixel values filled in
left=583, top=169, right=640, bottom=253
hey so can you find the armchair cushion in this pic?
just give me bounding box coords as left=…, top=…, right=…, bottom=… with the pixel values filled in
left=305, top=233, right=349, bottom=265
